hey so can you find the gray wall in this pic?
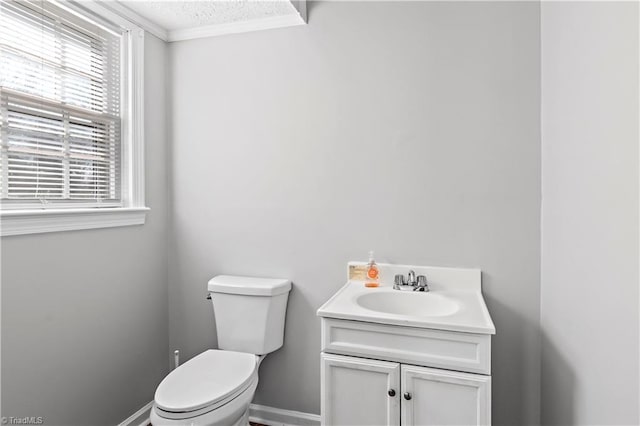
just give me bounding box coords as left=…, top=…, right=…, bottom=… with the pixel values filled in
left=169, top=2, right=541, bottom=424
left=1, top=34, right=170, bottom=425
left=541, top=3, right=639, bottom=425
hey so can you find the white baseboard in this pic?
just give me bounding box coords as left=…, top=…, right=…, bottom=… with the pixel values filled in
left=118, top=401, right=320, bottom=426
left=249, top=403, right=320, bottom=426
left=118, top=400, right=153, bottom=426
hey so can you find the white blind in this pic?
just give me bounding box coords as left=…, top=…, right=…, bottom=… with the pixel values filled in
left=0, top=0, right=123, bottom=208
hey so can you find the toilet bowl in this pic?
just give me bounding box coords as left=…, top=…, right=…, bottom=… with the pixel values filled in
left=150, top=275, right=291, bottom=426
left=150, top=350, right=261, bottom=426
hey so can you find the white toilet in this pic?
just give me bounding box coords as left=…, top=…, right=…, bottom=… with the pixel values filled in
left=150, top=275, right=291, bottom=426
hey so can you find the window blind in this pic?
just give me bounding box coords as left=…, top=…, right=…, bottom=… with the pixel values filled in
left=0, top=0, right=123, bottom=208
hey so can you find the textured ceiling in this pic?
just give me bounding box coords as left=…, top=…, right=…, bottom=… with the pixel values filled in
left=117, top=0, right=300, bottom=31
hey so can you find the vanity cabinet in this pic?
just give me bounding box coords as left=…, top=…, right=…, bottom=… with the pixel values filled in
left=320, top=317, right=492, bottom=426
left=321, top=353, right=490, bottom=426
left=317, top=265, right=495, bottom=426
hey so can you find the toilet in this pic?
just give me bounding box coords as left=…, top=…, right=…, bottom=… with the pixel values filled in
left=150, top=275, right=291, bottom=426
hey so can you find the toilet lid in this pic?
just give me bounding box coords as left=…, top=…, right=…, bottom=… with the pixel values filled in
left=155, top=350, right=257, bottom=413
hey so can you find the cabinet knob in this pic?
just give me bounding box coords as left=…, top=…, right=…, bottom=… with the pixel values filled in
left=388, top=389, right=396, bottom=397
left=404, top=392, right=412, bottom=400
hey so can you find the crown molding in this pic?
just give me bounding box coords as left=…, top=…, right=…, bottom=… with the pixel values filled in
left=167, top=13, right=305, bottom=42
left=100, top=2, right=169, bottom=41
left=102, top=1, right=307, bottom=43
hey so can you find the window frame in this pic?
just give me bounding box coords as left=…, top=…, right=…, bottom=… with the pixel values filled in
left=0, top=0, right=147, bottom=236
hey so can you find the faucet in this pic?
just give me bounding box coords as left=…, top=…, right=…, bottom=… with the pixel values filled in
left=394, top=271, right=429, bottom=292
left=407, top=270, right=416, bottom=286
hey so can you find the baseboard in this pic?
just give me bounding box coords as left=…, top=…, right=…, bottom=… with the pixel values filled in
left=118, top=400, right=153, bottom=426
left=119, top=401, right=320, bottom=426
left=249, top=403, right=320, bottom=426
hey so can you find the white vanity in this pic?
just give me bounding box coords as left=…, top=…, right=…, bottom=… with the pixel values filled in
left=317, top=262, right=496, bottom=426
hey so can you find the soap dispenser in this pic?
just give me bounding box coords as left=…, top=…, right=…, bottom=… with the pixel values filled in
left=365, top=251, right=380, bottom=288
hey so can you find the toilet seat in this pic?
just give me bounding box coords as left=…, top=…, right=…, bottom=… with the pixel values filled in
left=154, top=374, right=257, bottom=421
left=154, top=349, right=257, bottom=419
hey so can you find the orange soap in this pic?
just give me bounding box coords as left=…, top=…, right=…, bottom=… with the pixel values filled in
left=364, top=250, right=380, bottom=288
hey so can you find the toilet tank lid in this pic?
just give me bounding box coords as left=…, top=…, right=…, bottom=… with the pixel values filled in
left=208, top=275, right=291, bottom=296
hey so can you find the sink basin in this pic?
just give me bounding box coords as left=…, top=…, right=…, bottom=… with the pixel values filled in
left=317, top=262, right=495, bottom=334
left=356, top=291, right=460, bottom=317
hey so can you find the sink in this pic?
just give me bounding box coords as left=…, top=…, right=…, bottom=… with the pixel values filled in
left=356, top=291, right=460, bottom=317
left=317, top=262, right=495, bottom=334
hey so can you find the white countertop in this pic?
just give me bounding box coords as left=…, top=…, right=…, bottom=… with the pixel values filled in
left=317, top=265, right=496, bottom=335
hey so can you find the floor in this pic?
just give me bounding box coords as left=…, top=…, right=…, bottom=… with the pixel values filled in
left=150, top=422, right=266, bottom=425
left=148, top=419, right=266, bottom=425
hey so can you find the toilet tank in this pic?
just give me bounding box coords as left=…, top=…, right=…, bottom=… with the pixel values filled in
left=207, top=275, right=291, bottom=355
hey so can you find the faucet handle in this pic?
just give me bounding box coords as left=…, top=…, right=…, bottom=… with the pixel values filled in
left=394, top=274, right=406, bottom=289
left=416, top=275, right=429, bottom=292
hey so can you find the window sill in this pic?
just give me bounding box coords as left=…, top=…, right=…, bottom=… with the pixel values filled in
left=0, top=207, right=149, bottom=236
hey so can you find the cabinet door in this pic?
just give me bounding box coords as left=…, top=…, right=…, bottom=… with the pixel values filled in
left=321, top=353, right=400, bottom=426
left=401, top=364, right=491, bottom=426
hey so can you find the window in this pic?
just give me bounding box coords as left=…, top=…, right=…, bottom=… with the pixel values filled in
left=0, top=0, right=146, bottom=236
